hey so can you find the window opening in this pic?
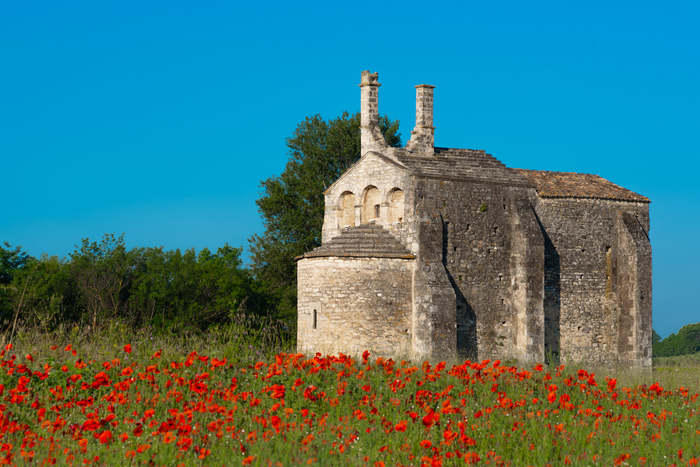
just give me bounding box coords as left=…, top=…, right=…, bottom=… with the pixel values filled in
left=339, top=192, right=355, bottom=228
left=388, top=189, right=405, bottom=224
left=361, top=187, right=381, bottom=224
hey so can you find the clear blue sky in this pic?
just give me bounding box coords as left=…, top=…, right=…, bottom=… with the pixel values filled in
left=2, top=1, right=698, bottom=338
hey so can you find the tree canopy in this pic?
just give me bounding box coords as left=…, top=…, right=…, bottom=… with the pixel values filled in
left=0, top=242, right=29, bottom=284
left=248, top=111, right=401, bottom=318
left=653, top=323, right=700, bottom=358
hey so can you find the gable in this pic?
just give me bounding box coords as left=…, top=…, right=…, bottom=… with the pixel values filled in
left=324, top=151, right=409, bottom=196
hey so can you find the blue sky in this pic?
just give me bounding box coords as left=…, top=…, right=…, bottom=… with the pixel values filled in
left=2, top=1, right=698, bottom=338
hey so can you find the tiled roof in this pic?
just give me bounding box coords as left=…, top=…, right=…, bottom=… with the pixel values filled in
left=295, top=224, right=415, bottom=261
left=516, top=169, right=650, bottom=203
left=395, top=148, right=533, bottom=187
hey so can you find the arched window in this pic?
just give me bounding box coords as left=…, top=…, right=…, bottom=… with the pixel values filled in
left=361, top=186, right=381, bottom=224
left=388, top=189, right=405, bottom=223
left=338, top=192, right=355, bottom=228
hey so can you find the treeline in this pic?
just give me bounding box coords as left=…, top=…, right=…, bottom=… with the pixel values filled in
left=653, top=323, right=700, bottom=358
left=0, top=234, right=276, bottom=336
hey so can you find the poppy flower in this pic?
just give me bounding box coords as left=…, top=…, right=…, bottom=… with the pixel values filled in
left=422, top=410, right=440, bottom=429
left=98, top=430, right=112, bottom=444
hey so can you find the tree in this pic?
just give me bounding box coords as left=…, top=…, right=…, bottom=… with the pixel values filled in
left=249, top=111, right=401, bottom=319
left=653, top=323, right=700, bottom=357
left=0, top=242, right=30, bottom=284
left=69, top=233, right=135, bottom=331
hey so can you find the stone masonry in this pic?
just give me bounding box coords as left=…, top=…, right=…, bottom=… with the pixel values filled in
left=296, top=71, right=652, bottom=367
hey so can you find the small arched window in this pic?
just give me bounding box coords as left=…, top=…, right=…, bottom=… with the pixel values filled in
left=361, top=186, right=381, bottom=224
left=338, top=192, right=355, bottom=228
left=388, top=189, right=405, bottom=223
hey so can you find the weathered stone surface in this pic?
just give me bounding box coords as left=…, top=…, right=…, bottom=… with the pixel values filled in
left=296, top=71, right=652, bottom=367
left=297, top=256, right=413, bottom=358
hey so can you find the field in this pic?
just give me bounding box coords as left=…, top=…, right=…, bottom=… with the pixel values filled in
left=0, top=320, right=699, bottom=466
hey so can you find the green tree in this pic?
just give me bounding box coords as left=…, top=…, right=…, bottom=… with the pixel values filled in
left=0, top=243, right=32, bottom=324
left=127, top=244, right=264, bottom=332
left=0, top=242, right=30, bottom=284
left=3, top=254, right=75, bottom=332
left=69, top=233, right=135, bottom=331
left=249, top=111, right=401, bottom=319
left=652, top=328, right=661, bottom=346
left=653, top=322, right=700, bottom=357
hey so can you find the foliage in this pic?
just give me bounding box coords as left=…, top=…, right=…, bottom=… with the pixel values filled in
left=652, top=328, right=661, bottom=346
left=249, top=111, right=401, bottom=319
left=0, top=234, right=269, bottom=335
left=654, top=322, right=700, bottom=358
left=0, top=242, right=29, bottom=285
left=0, top=335, right=698, bottom=466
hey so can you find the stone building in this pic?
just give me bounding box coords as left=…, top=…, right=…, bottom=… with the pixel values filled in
left=295, top=71, right=652, bottom=367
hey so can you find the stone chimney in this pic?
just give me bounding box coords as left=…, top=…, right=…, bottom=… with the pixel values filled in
left=359, top=71, right=388, bottom=155
left=405, top=84, right=436, bottom=157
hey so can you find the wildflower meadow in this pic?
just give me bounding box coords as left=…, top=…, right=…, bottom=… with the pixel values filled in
left=0, top=321, right=698, bottom=466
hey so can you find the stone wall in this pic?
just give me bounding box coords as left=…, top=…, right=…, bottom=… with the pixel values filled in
left=412, top=178, right=544, bottom=362
left=296, top=256, right=414, bottom=358
left=532, top=197, right=651, bottom=364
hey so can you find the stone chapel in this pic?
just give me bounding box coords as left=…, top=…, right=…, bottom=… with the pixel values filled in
left=295, top=71, right=652, bottom=367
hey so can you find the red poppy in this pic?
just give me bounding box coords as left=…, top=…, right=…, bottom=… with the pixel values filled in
left=137, top=444, right=151, bottom=453
left=422, top=410, right=440, bottom=429
left=394, top=420, right=408, bottom=432
left=98, top=430, right=112, bottom=444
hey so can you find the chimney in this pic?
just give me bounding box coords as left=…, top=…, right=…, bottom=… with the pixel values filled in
left=359, top=71, right=387, bottom=155
left=406, top=84, right=436, bottom=156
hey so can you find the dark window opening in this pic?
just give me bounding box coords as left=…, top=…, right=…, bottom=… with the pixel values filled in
left=312, top=310, right=317, bottom=330
left=374, top=204, right=380, bottom=218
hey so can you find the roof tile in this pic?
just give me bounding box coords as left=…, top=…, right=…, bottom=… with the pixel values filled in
left=516, top=169, right=649, bottom=203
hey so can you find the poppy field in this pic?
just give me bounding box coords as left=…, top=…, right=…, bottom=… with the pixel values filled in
left=0, top=333, right=699, bottom=466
